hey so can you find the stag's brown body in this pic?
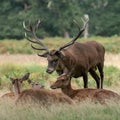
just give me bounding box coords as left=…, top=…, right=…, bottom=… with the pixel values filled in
left=23, top=18, right=105, bottom=88
left=58, top=41, right=105, bottom=78
left=51, top=74, right=120, bottom=104
left=49, top=40, right=105, bottom=88
left=16, top=88, right=73, bottom=105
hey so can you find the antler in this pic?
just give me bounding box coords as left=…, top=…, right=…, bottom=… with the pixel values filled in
left=23, top=20, right=49, bottom=56
left=58, top=17, right=89, bottom=51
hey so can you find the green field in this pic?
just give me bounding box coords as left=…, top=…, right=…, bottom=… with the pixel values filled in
left=0, top=98, right=120, bottom=120
left=0, top=36, right=120, bottom=54
left=0, top=63, right=120, bottom=90
left=0, top=37, right=120, bottom=120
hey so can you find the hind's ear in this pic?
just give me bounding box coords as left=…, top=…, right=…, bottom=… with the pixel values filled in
left=27, top=79, right=32, bottom=84
left=10, top=78, right=15, bottom=84
left=22, top=72, right=30, bottom=81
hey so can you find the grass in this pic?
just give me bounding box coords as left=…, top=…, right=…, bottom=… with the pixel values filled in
left=0, top=63, right=57, bottom=90
left=0, top=98, right=119, bottom=120
left=70, top=66, right=120, bottom=88
left=0, top=36, right=120, bottom=54
left=0, top=63, right=120, bottom=91
left=0, top=37, right=120, bottom=120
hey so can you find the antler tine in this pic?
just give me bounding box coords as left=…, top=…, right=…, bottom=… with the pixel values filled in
left=35, top=19, right=41, bottom=31
left=81, top=17, right=89, bottom=31
left=23, top=21, right=32, bottom=32
left=58, top=18, right=88, bottom=51
left=24, top=32, right=40, bottom=44
left=29, top=21, right=49, bottom=52
left=23, top=20, right=49, bottom=53
left=31, top=44, right=47, bottom=51
left=37, top=52, right=48, bottom=57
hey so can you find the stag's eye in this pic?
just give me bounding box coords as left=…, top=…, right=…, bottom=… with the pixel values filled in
left=52, top=59, right=58, bottom=64
left=61, top=79, right=65, bottom=82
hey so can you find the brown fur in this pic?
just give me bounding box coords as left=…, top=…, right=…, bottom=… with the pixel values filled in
left=46, top=41, right=105, bottom=88
left=27, top=79, right=44, bottom=89
left=1, top=92, right=15, bottom=99
left=16, top=89, right=73, bottom=105
left=1, top=73, right=73, bottom=105
left=51, top=74, right=120, bottom=104
left=24, top=20, right=105, bottom=88
left=1, top=73, right=30, bottom=99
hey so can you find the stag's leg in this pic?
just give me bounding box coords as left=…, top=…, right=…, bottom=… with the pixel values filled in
left=83, top=73, right=88, bottom=88
left=97, top=63, right=104, bottom=89
left=89, top=69, right=100, bottom=89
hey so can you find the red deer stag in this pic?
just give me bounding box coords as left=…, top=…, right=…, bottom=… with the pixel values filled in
left=23, top=18, right=105, bottom=88
left=50, top=74, right=120, bottom=104
left=1, top=72, right=30, bottom=99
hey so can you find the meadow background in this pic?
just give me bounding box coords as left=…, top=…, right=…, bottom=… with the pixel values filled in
left=0, top=1, right=120, bottom=119
left=0, top=36, right=120, bottom=120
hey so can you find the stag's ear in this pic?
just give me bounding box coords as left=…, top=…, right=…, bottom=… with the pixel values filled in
left=54, top=51, right=65, bottom=58
left=22, top=72, right=30, bottom=81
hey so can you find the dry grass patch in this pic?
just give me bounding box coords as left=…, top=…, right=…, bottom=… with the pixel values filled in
left=0, top=98, right=120, bottom=120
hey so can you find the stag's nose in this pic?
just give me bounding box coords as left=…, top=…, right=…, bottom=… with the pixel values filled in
left=46, top=69, right=53, bottom=74
left=50, top=85, right=56, bottom=89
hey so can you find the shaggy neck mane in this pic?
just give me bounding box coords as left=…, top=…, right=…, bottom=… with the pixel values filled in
left=61, top=50, right=76, bottom=70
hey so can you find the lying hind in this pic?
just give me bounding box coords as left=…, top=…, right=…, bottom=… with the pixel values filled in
left=51, top=74, right=120, bottom=104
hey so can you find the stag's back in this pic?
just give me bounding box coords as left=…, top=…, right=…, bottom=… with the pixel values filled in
left=62, top=41, right=105, bottom=76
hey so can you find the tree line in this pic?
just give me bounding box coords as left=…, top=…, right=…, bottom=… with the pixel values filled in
left=0, top=0, right=120, bottom=39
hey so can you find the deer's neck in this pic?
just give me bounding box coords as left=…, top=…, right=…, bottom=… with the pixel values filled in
left=61, top=83, right=75, bottom=98
left=13, top=84, right=21, bottom=98
left=60, top=52, right=76, bottom=72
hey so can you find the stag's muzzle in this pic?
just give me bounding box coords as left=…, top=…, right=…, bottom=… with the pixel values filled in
left=50, top=85, right=57, bottom=89
left=46, top=68, right=54, bottom=74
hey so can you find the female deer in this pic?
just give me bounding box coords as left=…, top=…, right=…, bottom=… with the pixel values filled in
left=12, top=76, right=73, bottom=105
left=51, top=74, right=120, bottom=104
left=2, top=73, right=73, bottom=105
left=1, top=72, right=30, bottom=99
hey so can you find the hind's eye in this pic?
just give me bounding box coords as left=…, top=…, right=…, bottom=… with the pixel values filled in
left=12, top=80, right=15, bottom=84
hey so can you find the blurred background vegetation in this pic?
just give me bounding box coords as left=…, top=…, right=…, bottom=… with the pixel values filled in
left=0, top=0, right=120, bottom=90
left=0, top=0, right=120, bottom=39
left=0, top=1, right=120, bottom=119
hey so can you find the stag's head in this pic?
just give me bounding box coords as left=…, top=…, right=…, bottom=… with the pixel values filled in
left=50, top=74, right=71, bottom=89
left=10, top=72, right=30, bottom=95
left=23, top=18, right=88, bottom=74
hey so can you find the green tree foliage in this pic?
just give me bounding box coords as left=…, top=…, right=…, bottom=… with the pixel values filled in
left=0, top=0, right=119, bottom=39
left=80, top=0, right=120, bottom=36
